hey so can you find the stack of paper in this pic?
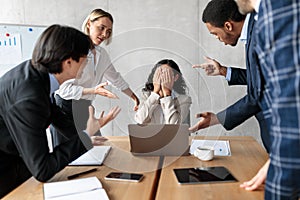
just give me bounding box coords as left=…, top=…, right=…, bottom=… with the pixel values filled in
left=189, top=140, right=231, bottom=156
left=43, top=177, right=109, bottom=200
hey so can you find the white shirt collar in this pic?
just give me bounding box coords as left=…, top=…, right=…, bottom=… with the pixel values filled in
left=255, top=0, right=261, bottom=13
left=240, top=13, right=251, bottom=43
left=254, top=0, right=261, bottom=20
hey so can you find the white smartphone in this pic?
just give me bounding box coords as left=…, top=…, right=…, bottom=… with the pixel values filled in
left=104, top=172, right=144, bottom=182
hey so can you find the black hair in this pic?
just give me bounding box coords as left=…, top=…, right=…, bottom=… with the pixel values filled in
left=144, top=59, right=188, bottom=95
left=202, top=0, right=246, bottom=27
left=31, top=24, right=93, bottom=73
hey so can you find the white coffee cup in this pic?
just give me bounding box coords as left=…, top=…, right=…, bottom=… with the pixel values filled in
left=193, top=146, right=214, bottom=161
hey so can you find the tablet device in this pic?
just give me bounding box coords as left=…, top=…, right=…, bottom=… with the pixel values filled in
left=173, top=166, right=237, bottom=184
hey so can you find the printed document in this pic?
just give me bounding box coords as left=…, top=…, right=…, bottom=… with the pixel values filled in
left=190, top=140, right=231, bottom=156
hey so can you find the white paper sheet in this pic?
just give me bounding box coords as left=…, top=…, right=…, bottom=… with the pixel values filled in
left=45, top=189, right=109, bottom=200
left=189, top=140, right=231, bottom=156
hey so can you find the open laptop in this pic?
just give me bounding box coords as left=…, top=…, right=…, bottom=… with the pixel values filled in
left=128, top=124, right=190, bottom=156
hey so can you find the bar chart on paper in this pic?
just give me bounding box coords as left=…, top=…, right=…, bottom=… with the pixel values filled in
left=0, top=33, right=22, bottom=65
left=0, top=34, right=18, bottom=46
left=0, top=24, right=46, bottom=77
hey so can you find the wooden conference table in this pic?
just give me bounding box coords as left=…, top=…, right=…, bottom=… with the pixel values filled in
left=3, top=136, right=268, bottom=200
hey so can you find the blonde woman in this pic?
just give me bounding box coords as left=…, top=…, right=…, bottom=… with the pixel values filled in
left=52, top=9, right=139, bottom=143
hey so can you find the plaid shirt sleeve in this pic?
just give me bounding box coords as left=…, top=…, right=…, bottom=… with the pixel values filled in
left=255, top=0, right=300, bottom=199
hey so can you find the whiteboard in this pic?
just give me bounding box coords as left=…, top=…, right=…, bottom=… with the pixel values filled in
left=0, top=24, right=46, bottom=77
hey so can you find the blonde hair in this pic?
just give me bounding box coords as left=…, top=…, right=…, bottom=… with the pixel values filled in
left=82, top=8, right=113, bottom=45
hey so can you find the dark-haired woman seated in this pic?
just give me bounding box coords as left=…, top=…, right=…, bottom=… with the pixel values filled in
left=135, top=59, right=192, bottom=124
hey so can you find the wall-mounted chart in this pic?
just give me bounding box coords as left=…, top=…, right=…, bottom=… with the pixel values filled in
left=0, top=33, right=22, bottom=65
left=0, top=24, right=46, bottom=77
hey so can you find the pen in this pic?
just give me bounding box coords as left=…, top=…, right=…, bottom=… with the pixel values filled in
left=67, top=168, right=97, bottom=180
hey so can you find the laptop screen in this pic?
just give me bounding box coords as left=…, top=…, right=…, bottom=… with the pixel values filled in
left=128, top=124, right=190, bottom=156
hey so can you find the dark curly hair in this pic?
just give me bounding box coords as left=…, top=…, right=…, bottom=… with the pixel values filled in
left=144, top=59, right=188, bottom=95
left=202, top=0, right=246, bottom=27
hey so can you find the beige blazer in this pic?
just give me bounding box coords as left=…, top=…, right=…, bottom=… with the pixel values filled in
left=135, top=91, right=192, bottom=124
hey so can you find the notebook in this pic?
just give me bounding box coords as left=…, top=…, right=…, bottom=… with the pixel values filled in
left=43, top=176, right=109, bottom=200
left=69, top=146, right=111, bottom=166
left=128, top=124, right=190, bottom=156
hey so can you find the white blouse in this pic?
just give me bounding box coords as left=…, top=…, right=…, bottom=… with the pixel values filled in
left=135, top=91, right=192, bottom=124
left=55, top=46, right=129, bottom=100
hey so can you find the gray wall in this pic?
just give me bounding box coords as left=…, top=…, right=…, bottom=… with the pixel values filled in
left=0, top=0, right=262, bottom=146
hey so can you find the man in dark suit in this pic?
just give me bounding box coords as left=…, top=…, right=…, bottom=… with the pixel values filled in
left=0, top=24, right=119, bottom=198
left=190, top=0, right=270, bottom=152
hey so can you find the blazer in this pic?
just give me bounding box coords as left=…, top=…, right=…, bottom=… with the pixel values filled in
left=0, top=60, right=92, bottom=197
left=228, top=68, right=247, bottom=86
left=135, top=90, right=192, bottom=125
left=216, top=13, right=270, bottom=151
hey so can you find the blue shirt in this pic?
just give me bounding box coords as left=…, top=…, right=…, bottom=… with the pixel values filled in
left=255, top=0, right=300, bottom=199
left=49, top=74, right=59, bottom=100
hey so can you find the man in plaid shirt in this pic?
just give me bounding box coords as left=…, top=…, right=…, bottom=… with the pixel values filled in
left=236, top=0, right=300, bottom=199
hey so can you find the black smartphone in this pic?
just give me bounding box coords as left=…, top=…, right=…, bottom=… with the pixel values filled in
left=104, top=172, right=144, bottom=182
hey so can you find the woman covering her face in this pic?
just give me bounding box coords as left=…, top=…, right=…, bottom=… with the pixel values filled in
left=135, top=59, right=192, bottom=124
